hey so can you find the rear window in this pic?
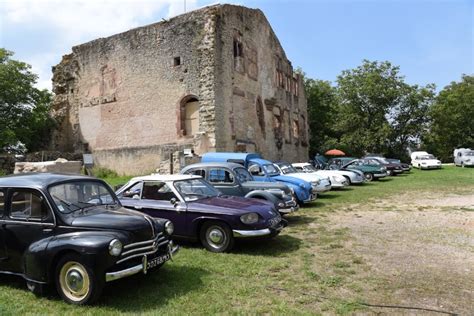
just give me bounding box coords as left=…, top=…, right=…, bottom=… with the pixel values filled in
left=209, top=169, right=234, bottom=183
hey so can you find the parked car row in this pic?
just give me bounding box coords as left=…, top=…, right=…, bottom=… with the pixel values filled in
left=0, top=150, right=427, bottom=305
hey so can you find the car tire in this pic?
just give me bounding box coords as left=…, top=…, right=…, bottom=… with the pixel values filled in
left=55, top=253, right=103, bottom=305
left=200, top=221, right=234, bottom=253
left=343, top=176, right=351, bottom=185
left=461, top=162, right=465, bottom=168
left=364, top=173, right=374, bottom=182
left=388, top=170, right=394, bottom=176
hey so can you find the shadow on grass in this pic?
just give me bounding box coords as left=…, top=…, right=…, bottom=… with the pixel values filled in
left=332, top=186, right=354, bottom=191
left=377, top=177, right=393, bottom=182
left=285, top=214, right=314, bottom=225
left=317, top=193, right=342, bottom=199
left=234, top=234, right=302, bottom=256
left=99, top=264, right=209, bottom=312
left=0, top=265, right=209, bottom=312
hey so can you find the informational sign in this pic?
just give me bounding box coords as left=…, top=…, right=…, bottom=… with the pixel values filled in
left=83, top=154, right=94, bottom=167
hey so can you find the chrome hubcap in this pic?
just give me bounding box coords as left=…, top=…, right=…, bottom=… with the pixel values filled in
left=59, top=261, right=90, bottom=302
left=209, top=229, right=224, bottom=244
left=66, top=270, right=84, bottom=292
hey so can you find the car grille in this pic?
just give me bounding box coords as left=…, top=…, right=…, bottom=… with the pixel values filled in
left=116, top=232, right=169, bottom=264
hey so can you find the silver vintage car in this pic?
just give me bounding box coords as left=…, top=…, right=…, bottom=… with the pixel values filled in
left=454, top=148, right=474, bottom=167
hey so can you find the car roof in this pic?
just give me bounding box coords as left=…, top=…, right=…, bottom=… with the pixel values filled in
left=201, top=152, right=262, bottom=162
left=129, top=174, right=202, bottom=183
left=292, top=162, right=311, bottom=166
left=181, top=162, right=248, bottom=170
left=0, top=173, right=99, bottom=189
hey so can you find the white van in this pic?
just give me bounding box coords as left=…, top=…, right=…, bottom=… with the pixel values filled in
left=454, top=148, right=474, bottom=167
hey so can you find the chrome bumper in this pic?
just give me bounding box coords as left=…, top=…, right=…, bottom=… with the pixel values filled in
left=279, top=205, right=299, bottom=213
left=303, top=193, right=317, bottom=203
left=279, top=199, right=299, bottom=213
left=374, top=173, right=386, bottom=178
left=105, top=244, right=179, bottom=282
left=233, top=228, right=271, bottom=237
left=315, top=184, right=332, bottom=192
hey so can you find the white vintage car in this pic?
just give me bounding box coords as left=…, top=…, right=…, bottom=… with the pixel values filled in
left=272, top=162, right=333, bottom=193
left=454, top=148, right=474, bottom=167
left=292, top=162, right=364, bottom=185
left=410, top=151, right=442, bottom=169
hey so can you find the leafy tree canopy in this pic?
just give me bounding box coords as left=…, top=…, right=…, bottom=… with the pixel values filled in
left=304, top=60, right=435, bottom=161
left=0, top=48, right=55, bottom=153
left=423, top=75, right=474, bottom=161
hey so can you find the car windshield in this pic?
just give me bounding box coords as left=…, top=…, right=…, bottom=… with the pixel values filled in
left=376, top=157, right=390, bottom=164
left=387, top=159, right=401, bottom=163
left=173, top=178, right=220, bottom=201
left=420, top=155, right=435, bottom=160
left=303, top=165, right=317, bottom=172
left=49, top=181, right=118, bottom=213
left=465, top=152, right=474, bottom=156
left=277, top=162, right=298, bottom=174
left=262, top=164, right=280, bottom=176
left=234, top=167, right=254, bottom=183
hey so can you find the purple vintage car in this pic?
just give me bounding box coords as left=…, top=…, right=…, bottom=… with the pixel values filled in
left=116, top=174, right=287, bottom=252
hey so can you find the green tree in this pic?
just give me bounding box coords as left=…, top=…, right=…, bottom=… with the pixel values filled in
left=0, top=48, right=55, bottom=152
left=423, top=75, right=474, bottom=161
left=304, top=78, right=339, bottom=156
left=333, top=60, right=433, bottom=158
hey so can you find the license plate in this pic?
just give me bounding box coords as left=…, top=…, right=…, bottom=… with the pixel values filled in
left=147, top=253, right=170, bottom=269
left=268, top=216, right=281, bottom=227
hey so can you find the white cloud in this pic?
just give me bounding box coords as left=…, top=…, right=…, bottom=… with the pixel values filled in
left=1, top=0, right=205, bottom=90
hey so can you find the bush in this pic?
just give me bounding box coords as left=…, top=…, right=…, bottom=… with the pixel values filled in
left=91, top=167, right=118, bottom=178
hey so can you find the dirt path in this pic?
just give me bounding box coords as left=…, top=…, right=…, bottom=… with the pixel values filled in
left=330, top=193, right=474, bottom=315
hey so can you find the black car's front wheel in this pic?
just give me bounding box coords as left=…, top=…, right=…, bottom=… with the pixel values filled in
left=200, top=221, right=234, bottom=253
left=364, top=173, right=374, bottom=182
left=55, top=254, right=103, bottom=305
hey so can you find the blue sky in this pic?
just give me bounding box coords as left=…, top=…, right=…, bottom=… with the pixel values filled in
left=1, top=0, right=472, bottom=91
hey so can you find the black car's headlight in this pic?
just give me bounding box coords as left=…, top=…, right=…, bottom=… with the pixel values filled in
left=109, top=239, right=123, bottom=256
left=240, top=212, right=259, bottom=224
left=165, top=221, right=174, bottom=235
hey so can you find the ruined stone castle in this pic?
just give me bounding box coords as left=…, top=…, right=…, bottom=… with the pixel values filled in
left=52, top=4, right=309, bottom=175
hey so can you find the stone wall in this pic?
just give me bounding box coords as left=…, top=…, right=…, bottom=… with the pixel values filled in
left=51, top=4, right=309, bottom=175
left=0, top=155, right=15, bottom=174
left=52, top=6, right=220, bottom=175
left=214, top=5, right=309, bottom=162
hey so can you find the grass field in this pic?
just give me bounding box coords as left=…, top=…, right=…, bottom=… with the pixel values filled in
left=0, top=166, right=472, bottom=315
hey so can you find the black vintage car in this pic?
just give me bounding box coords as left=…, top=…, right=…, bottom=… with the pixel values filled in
left=180, top=162, right=298, bottom=215
left=0, top=173, right=178, bottom=305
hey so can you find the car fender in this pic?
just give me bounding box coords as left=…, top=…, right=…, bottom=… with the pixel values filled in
left=24, top=231, right=129, bottom=284
left=245, top=190, right=280, bottom=205
left=190, top=215, right=234, bottom=237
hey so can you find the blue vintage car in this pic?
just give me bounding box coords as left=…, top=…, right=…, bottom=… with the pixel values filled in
left=201, top=153, right=315, bottom=205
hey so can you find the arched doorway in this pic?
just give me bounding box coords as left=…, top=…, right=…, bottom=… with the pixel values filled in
left=179, top=95, right=199, bottom=137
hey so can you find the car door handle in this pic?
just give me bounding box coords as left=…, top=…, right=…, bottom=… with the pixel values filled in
left=134, top=206, right=143, bottom=210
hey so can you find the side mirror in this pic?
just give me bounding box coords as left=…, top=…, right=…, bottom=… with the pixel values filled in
left=170, top=197, right=178, bottom=206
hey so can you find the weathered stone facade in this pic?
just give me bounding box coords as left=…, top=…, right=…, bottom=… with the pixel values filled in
left=52, top=4, right=308, bottom=175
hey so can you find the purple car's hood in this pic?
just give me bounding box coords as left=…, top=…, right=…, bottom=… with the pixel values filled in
left=189, top=195, right=275, bottom=218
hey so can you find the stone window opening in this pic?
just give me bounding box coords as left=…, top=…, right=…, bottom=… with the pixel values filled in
left=179, top=96, right=200, bottom=137
left=233, top=38, right=243, bottom=58
left=283, top=110, right=290, bottom=142
left=233, top=33, right=244, bottom=73
left=292, top=119, right=300, bottom=142
left=256, top=97, right=266, bottom=138
left=173, top=57, right=181, bottom=66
